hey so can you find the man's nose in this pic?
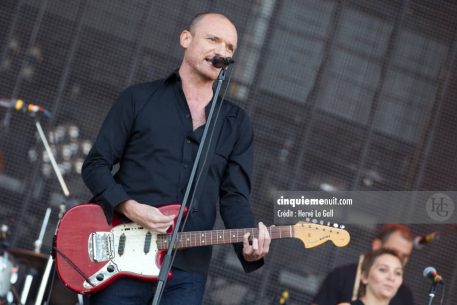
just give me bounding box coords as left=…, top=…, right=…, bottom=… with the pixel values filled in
left=214, top=44, right=228, bottom=57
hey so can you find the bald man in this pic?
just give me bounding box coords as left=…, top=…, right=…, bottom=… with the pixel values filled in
left=82, top=12, right=270, bottom=305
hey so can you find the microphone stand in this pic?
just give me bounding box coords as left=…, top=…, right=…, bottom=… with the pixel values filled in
left=151, top=67, right=229, bottom=305
left=426, top=280, right=445, bottom=305
left=30, top=117, right=81, bottom=305
left=427, top=283, right=437, bottom=305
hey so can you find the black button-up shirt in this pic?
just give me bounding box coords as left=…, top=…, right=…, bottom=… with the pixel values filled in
left=82, top=71, right=262, bottom=273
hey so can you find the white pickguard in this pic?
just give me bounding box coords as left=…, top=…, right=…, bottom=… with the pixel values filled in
left=111, top=223, right=160, bottom=276
left=84, top=223, right=161, bottom=289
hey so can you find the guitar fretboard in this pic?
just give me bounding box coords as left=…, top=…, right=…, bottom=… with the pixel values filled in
left=156, top=226, right=295, bottom=250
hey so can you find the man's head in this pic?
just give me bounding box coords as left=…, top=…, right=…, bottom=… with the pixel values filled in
left=371, top=224, right=414, bottom=265
left=179, top=12, right=238, bottom=81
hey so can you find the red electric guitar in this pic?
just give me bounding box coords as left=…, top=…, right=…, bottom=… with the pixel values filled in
left=54, top=203, right=350, bottom=294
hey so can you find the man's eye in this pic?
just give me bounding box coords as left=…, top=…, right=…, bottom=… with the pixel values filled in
left=208, top=37, right=216, bottom=41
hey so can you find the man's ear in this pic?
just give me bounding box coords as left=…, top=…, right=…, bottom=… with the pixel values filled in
left=180, top=30, right=192, bottom=49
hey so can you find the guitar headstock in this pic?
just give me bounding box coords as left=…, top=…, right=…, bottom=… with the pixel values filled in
left=293, top=221, right=350, bottom=248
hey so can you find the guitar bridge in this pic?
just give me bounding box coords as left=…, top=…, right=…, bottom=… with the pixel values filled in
left=88, top=232, right=114, bottom=262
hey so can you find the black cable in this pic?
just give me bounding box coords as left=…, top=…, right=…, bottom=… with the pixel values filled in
left=53, top=246, right=95, bottom=287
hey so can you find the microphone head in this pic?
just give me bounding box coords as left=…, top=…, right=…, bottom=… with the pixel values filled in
left=423, top=266, right=436, bottom=278
left=211, top=56, right=235, bottom=69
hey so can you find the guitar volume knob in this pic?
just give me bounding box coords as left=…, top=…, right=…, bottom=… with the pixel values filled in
left=107, top=265, right=115, bottom=273
left=96, top=273, right=104, bottom=281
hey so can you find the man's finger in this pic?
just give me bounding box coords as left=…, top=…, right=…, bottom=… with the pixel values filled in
left=261, top=223, right=271, bottom=255
left=257, top=223, right=266, bottom=252
left=263, top=232, right=271, bottom=255
left=243, top=233, right=251, bottom=249
left=149, top=225, right=168, bottom=233
left=152, top=214, right=175, bottom=223
left=252, top=238, right=259, bottom=252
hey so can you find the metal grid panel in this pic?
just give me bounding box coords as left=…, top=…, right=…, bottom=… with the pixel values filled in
left=0, top=0, right=456, bottom=304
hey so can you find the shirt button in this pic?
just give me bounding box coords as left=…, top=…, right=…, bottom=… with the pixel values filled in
left=186, top=139, right=191, bottom=144
left=183, top=164, right=188, bottom=168
left=185, top=114, right=190, bottom=119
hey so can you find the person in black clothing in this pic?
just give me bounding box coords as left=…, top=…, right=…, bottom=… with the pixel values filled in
left=311, top=224, right=414, bottom=305
left=82, top=12, right=271, bottom=305
left=348, top=249, right=404, bottom=305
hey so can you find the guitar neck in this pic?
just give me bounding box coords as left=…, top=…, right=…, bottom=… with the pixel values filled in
left=156, top=226, right=294, bottom=250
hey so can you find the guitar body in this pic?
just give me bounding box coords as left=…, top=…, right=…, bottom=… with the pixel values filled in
left=55, top=203, right=179, bottom=294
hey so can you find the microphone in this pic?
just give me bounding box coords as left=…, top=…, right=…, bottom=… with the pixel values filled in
left=211, top=56, right=235, bottom=69
left=0, top=98, right=51, bottom=117
left=423, top=267, right=444, bottom=284
left=414, top=231, right=439, bottom=249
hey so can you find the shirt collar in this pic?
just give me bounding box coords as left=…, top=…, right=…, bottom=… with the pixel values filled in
left=166, top=69, right=222, bottom=118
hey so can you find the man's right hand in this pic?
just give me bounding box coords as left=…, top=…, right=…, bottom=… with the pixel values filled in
left=116, top=200, right=175, bottom=233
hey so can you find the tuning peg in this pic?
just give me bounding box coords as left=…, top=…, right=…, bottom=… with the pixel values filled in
left=340, top=225, right=345, bottom=229
left=333, top=223, right=339, bottom=228
left=305, top=217, right=310, bottom=223
left=320, top=220, right=324, bottom=225
left=312, top=219, right=318, bottom=224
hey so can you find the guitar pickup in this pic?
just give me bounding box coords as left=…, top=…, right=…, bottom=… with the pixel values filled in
left=88, top=232, right=114, bottom=262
